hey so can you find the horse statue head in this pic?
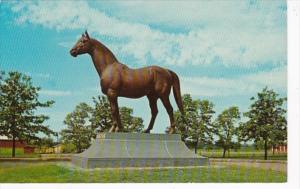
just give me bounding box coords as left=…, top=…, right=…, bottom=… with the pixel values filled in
left=70, top=31, right=92, bottom=57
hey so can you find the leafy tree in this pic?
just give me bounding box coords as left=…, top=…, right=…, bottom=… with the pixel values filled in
left=91, top=95, right=144, bottom=133
left=240, top=87, right=287, bottom=160
left=90, top=96, right=112, bottom=133
left=214, top=107, right=240, bottom=158
left=28, top=136, right=57, bottom=153
left=60, top=103, right=93, bottom=153
left=61, top=97, right=144, bottom=153
left=30, top=137, right=55, bottom=147
left=174, top=94, right=215, bottom=154
left=61, top=143, right=76, bottom=153
left=119, top=107, right=144, bottom=133
left=174, top=94, right=198, bottom=141
left=0, top=71, right=55, bottom=157
left=231, top=141, right=241, bottom=152
left=0, top=71, right=5, bottom=136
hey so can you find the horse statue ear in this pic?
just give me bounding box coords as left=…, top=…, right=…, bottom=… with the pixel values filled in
left=85, top=30, right=90, bottom=40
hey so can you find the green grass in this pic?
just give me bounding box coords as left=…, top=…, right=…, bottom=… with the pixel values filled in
left=199, top=150, right=287, bottom=160
left=0, top=162, right=286, bottom=183
left=0, top=148, right=40, bottom=158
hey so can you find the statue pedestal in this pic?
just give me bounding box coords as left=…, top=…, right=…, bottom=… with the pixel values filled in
left=72, top=133, right=209, bottom=168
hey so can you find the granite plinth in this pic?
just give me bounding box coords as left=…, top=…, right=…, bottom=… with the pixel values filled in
left=71, top=133, right=209, bottom=168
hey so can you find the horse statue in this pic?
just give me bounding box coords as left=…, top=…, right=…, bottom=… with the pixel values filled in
left=70, top=31, right=184, bottom=134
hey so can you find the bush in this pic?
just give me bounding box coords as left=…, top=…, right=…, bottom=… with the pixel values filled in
left=61, top=143, right=76, bottom=153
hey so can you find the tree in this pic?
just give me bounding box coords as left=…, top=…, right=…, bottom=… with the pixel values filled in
left=28, top=136, right=57, bottom=153
left=119, top=107, right=144, bottom=133
left=31, top=137, right=55, bottom=147
left=91, top=95, right=144, bottom=133
left=60, top=103, right=93, bottom=153
left=0, top=71, right=5, bottom=136
left=62, top=97, right=144, bottom=153
left=0, top=71, right=56, bottom=157
left=214, top=107, right=240, bottom=158
left=174, top=94, right=215, bottom=154
left=240, top=87, right=287, bottom=160
left=90, top=96, right=112, bottom=133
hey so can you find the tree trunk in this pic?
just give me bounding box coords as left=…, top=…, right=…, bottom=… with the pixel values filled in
left=222, top=148, right=226, bottom=158
left=264, top=140, right=268, bottom=160
left=12, top=134, right=16, bottom=158
left=194, top=138, right=198, bottom=154
left=78, top=141, right=81, bottom=153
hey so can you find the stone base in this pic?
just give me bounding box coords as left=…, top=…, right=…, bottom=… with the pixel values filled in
left=71, top=133, right=209, bottom=169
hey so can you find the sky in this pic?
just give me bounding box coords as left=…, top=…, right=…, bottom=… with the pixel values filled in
left=0, top=0, right=287, bottom=134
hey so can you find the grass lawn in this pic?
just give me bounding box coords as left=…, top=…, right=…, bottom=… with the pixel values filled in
left=0, top=161, right=286, bottom=183
left=199, top=150, right=287, bottom=160
left=0, top=148, right=40, bottom=158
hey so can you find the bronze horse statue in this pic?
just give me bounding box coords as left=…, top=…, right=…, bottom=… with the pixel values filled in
left=70, top=31, right=183, bottom=134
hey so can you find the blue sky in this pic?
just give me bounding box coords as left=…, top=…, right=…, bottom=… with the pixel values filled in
left=0, top=1, right=287, bottom=134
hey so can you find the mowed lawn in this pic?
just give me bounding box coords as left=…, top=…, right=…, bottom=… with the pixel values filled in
left=199, top=149, right=287, bottom=160
left=0, top=148, right=287, bottom=160
left=0, top=148, right=40, bottom=158
left=0, top=161, right=286, bottom=183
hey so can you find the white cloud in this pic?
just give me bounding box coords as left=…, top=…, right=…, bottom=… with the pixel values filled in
left=8, top=1, right=286, bottom=68
left=39, top=90, right=72, bottom=97
left=242, top=66, right=287, bottom=90
left=36, top=73, right=50, bottom=79
left=180, top=66, right=287, bottom=97
left=24, top=72, right=50, bottom=79
left=96, top=0, right=286, bottom=31
left=58, top=42, right=73, bottom=48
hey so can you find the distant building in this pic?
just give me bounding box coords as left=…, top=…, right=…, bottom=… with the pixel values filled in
left=272, top=144, right=287, bottom=153
left=53, top=144, right=63, bottom=154
left=36, top=144, right=63, bottom=154
left=0, top=138, right=35, bottom=154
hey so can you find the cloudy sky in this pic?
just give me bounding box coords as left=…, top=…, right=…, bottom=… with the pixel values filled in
left=0, top=0, right=287, bottom=134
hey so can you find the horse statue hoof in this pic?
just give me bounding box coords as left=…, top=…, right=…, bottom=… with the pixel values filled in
left=143, top=129, right=150, bottom=133
left=167, top=127, right=175, bottom=134
left=115, top=127, right=123, bottom=132
left=109, top=126, right=115, bottom=133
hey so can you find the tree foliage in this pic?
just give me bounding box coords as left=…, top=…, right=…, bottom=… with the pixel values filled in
left=0, top=71, right=5, bottom=136
left=214, top=106, right=240, bottom=158
left=29, top=137, right=56, bottom=148
left=240, top=87, right=287, bottom=160
left=0, top=71, right=56, bottom=157
left=90, top=96, right=112, bottom=133
left=119, top=107, right=144, bottom=133
left=60, top=103, right=93, bottom=153
left=91, top=95, right=144, bottom=133
left=61, top=96, right=144, bottom=153
left=174, top=94, right=215, bottom=153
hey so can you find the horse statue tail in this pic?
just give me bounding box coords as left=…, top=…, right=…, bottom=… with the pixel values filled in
left=169, top=70, right=184, bottom=115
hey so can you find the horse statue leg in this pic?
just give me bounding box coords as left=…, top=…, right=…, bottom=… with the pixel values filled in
left=161, top=95, right=176, bottom=134
left=107, top=89, right=123, bottom=132
left=143, top=95, right=158, bottom=133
